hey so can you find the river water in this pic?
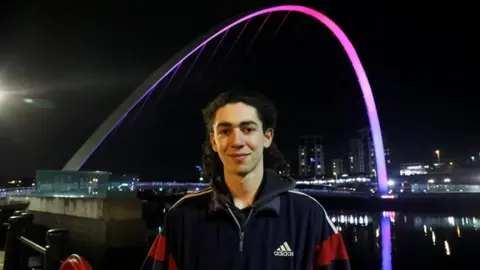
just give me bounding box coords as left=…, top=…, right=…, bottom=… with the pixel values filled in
left=337, top=211, right=480, bottom=270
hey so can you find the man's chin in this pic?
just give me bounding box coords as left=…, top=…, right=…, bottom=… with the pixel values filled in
left=229, top=166, right=251, bottom=177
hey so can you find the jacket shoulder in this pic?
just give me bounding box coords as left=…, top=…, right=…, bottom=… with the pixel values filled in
left=286, top=190, right=337, bottom=230
left=286, top=189, right=325, bottom=208
left=167, top=188, right=212, bottom=215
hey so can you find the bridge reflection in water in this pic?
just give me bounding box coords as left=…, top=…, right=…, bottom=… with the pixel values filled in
left=319, top=210, right=480, bottom=270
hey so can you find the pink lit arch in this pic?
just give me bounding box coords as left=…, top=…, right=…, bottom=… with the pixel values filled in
left=63, top=5, right=388, bottom=194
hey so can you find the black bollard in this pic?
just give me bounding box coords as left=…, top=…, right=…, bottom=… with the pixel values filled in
left=20, top=212, right=35, bottom=240
left=20, top=212, right=34, bottom=225
left=19, top=212, right=36, bottom=269
left=3, top=215, right=26, bottom=270
left=13, top=210, right=23, bottom=216
left=0, top=209, right=4, bottom=248
left=44, top=229, right=70, bottom=270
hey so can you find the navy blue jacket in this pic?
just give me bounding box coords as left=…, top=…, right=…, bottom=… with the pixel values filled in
left=142, top=169, right=350, bottom=270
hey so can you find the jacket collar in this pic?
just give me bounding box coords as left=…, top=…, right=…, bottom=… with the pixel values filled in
left=208, top=169, right=296, bottom=216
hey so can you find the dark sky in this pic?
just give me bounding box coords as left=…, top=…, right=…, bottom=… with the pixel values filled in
left=0, top=0, right=477, bottom=181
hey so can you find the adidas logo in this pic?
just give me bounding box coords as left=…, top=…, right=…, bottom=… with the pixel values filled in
left=273, top=241, right=294, bottom=257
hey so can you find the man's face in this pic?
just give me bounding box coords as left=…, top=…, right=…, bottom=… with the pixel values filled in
left=210, top=102, right=273, bottom=176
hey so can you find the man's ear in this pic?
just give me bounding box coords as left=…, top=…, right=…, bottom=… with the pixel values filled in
left=209, top=133, right=218, bottom=152
left=263, top=128, right=274, bottom=148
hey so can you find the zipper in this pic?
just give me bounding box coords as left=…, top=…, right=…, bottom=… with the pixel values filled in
left=225, top=204, right=254, bottom=252
left=239, top=231, right=244, bottom=252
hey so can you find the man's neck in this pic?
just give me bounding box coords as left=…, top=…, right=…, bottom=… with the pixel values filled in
left=224, top=162, right=264, bottom=210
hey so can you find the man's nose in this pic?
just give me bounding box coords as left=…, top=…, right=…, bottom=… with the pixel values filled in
left=230, top=129, right=245, bottom=148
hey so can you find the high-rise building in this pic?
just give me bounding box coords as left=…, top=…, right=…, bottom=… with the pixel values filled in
left=349, top=138, right=364, bottom=173
left=332, top=158, right=345, bottom=175
left=357, top=127, right=391, bottom=176
left=358, top=128, right=375, bottom=175
left=369, top=144, right=392, bottom=175
left=298, top=136, right=325, bottom=177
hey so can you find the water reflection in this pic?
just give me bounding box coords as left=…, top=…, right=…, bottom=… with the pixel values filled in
left=327, top=211, right=480, bottom=270
left=381, top=214, right=392, bottom=270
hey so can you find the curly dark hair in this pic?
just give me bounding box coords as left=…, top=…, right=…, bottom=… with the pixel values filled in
left=201, top=89, right=287, bottom=180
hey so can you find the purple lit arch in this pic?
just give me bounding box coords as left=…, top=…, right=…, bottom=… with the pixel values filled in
left=62, top=5, right=388, bottom=194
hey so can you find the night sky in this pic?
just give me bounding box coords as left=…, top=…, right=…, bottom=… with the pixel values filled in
left=0, top=1, right=477, bottom=181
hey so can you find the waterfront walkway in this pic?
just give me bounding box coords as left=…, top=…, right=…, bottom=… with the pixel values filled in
left=0, top=250, right=4, bottom=268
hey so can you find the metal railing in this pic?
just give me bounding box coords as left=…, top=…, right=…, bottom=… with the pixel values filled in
left=2, top=211, right=70, bottom=270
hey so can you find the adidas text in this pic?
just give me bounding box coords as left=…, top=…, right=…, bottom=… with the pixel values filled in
left=274, top=242, right=294, bottom=257
left=274, top=250, right=294, bottom=257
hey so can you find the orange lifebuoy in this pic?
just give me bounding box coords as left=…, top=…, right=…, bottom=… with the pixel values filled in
left=59, top=254, right=92, bottom=270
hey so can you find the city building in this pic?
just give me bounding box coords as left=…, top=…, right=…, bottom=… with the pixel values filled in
left=350, top=128, right=391, bottom=176
left=7, top=177, right=35, bottom=187
left=349, top=138, right=364, bottom=173
left=298, top=136, right=325, bottom=178
left=399, top=162, right=430, bottom=176
left=332, top=158, right=345, bottom=176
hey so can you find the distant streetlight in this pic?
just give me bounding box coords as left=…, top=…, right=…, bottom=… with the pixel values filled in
left=471, top=156, right=475, bottom=163
left=435, top=150, right=441, bottom=162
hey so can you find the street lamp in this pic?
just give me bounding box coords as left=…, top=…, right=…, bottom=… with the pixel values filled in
left=435, top=150, right=441, bottom=162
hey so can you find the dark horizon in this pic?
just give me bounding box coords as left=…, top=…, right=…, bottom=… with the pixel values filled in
left=0, top=1, right=478, bottom=181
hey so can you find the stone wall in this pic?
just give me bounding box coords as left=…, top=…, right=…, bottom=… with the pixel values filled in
left=26, top=196, right=142, bottom=220
left=26, top=196, right=148, bottom=265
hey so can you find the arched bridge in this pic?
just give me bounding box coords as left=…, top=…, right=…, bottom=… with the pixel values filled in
left=60, top=5, right=388, bottom=195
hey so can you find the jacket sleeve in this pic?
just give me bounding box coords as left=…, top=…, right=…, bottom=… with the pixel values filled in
left=141, top=218, right=178, bottom=270
left=313, top=208, right=350, bottom=270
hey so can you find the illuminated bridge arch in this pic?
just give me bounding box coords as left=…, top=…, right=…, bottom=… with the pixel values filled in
left=62, top=5, right=388, bottom=195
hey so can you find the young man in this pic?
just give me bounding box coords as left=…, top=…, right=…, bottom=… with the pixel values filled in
left=142, top=91, right=350, bottom=270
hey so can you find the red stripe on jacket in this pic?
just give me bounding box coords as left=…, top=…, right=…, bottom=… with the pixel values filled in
left=147, top=233, right=178, bottom=270
left=314, top=233, right=349, bottom=267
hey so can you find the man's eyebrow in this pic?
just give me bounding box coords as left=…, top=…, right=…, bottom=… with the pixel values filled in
left=215, top=121, right=259, bottom=128
left=215, top=122, right=232, bottom=128
left=239, top=121, right=258, bottom=126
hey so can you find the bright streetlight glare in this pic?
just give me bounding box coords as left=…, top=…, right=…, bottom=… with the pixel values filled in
left=435, top=149, right=441, bottom=162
